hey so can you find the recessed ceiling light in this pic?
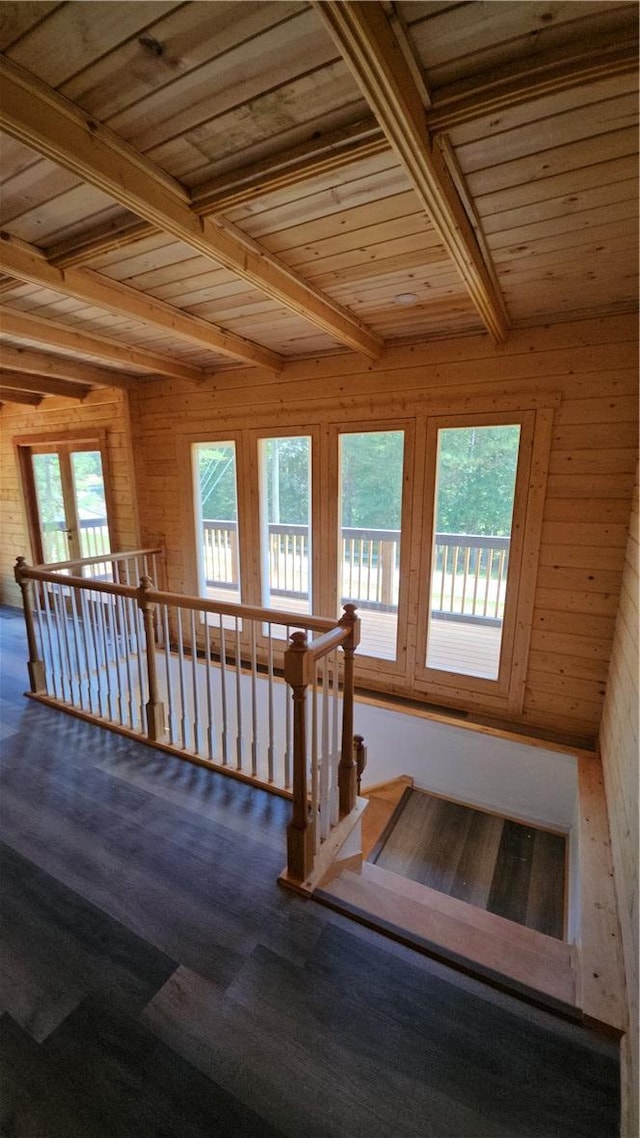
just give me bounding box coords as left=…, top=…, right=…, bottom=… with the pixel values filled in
left=393, top=292, right=418, bottom=306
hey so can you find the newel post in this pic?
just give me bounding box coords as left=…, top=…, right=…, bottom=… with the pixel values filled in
left=284, top=630, right=315, bottom=883
left=338, top=603, right=360, bottom=817
left=14, top=557, right=46, bottom=693
left=137, top=575, right=166, bottom=742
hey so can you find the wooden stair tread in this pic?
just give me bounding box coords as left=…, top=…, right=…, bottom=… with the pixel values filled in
left=359, top=861, right=573, bottom=965
left=317, top=862, right=577, bottom=1010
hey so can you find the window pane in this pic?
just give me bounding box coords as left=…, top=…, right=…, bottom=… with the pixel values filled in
left=426, top=424, right=521, bottom=680
left=195, top=442, right=240, bottom=604
left=70, top=450, right=111, bottom=558
left=339, top=431, right=404, bottom=661
left=260, top=436, right=311, bottom=615
left=32, top=453, right=69, bottom=563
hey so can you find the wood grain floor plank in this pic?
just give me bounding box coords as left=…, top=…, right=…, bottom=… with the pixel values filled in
left=488, top=820, right=536, bottom=927
left=450, top=809, right=504, bottom=909
left=526, top=829, right=567, bottom=939
left=0, top=608, right=618, bottom=1138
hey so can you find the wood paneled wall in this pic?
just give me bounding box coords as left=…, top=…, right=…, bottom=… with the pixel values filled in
left=0, top=388, right=139, bottom=605
left=600, top=467, right=639, bottom=1138
left=128, top=313, right=638, bottom=744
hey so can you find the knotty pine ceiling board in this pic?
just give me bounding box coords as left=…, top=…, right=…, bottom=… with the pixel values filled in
left=402, top=1, right=636, bottom=89
left=451, top=76, right=639, bottom=323
left=149, top=65, right=368, bottom=187
left=0, top=2, right=62, bottom=53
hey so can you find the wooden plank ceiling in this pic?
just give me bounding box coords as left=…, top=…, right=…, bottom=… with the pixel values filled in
left=0, top=1, right=637, bottom=403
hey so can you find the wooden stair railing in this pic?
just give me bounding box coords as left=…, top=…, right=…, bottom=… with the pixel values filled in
left=14, top=554, right=364, bottom=890
left=281, top=603, right=366, bottom=892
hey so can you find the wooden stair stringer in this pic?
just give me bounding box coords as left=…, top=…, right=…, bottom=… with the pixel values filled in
left=316, top=860, right=578, bottom=1013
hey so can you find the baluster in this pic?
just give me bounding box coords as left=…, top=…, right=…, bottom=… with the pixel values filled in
left=311, top=671, right=319, bottom=853
left=110, top=592, right=128, bottom=725
left=163, top=603, right=176, bottom=744
left=96, top=586, right=114, bottom=720
left=330, top=647, right=340, bottom=823
left=439, top=544, right=447, bottom=611
left=472, top=545, right=481, bottom=616
left=338, top=604, right=359, bottom=817
left=41, top=582, right=60, bottom=699
left=219, top=618, right=229, bottom=764
left=483, top=550, right=492, bottom=616
left=88, top=590, right=105, bottom=717
left=14, top=559, right=47, bottom=693
left=78, top=588, right=95, bottom=715
left=283, top=624, right=292, bottom=788
left=267, top=623, right=275, bottom=782
left=496, top=549, right=506, bottom=619
left=176, top=607, right=188, bottom=749
left=204, top=614, right=215, bottom=760
left=461, top=545, right=471, bottom=615
left=59, top=583, right=77, bottom=704
left=190, top=607, right=201, bottom=753
left=319, top=655, right=330, bottom=842
left=119, top=592, right=135, bottom=727
left=250, top=620, right=258, bottom=778
left=68, top=586, right=86, bottom=710
left=284, top=630, right=314, bottom=883
left=234, top=617, right=243, bottom=770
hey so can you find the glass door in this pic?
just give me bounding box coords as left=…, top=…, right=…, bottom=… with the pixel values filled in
left=338, top=429, right=405, bottom=662
left=22, top=441, right=112, bottom=565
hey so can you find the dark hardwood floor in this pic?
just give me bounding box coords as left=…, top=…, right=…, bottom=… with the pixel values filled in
left=373, top=789, right=567, bottom=939
left=0, top=606, right=619, bottom=1137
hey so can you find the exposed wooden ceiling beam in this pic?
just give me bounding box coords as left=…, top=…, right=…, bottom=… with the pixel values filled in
left=0, top=342, right=139, bottom=389
left=0, top=236, right=282, bottom=372
left=0, top=305, right=205, bottom=383
left=0, top=386, right=42, bottom=406
left=315, top=0, right=509, bottom=342
left=41, top=35, right=636, bottom=270
left=0, top=57, right=381, bottom=360
left=0, top=370, right=90, bottom=401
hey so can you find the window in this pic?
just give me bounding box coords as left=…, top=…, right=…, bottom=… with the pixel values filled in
left=259, top=436, right=312, bottom=614
left=338, top=430, right=405, bottom=661
left=193, top=441, right=241, bottom=604
left=425, top=424, right=520, bottom=681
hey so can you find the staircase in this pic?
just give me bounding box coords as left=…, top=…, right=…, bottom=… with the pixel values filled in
left=317, top=776, right=578, bottom=1014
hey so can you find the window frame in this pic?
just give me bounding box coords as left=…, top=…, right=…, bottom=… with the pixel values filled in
left=15, top=428, right=114, bottom=566
left=330, top=417, right=415, bottom=678
left=413, top=406, right=554, bottom=714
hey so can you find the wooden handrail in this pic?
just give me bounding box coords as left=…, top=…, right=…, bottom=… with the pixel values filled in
left=16, top=552, right=363, bottom=892
left=31, top=545, right=163, bottom=573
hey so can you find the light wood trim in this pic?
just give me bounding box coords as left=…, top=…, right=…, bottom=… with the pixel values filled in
left=0, top=57, right=381, bottom=360
left=314, top=0, right=509, bottom=343
left=0, top=370, right=89, bottom=401
left=415, top=408, right=546, bottom=710
left=0, top=305, right=205, bottom=383
left=0, top=386, right=41, bottom=405
left=192, top=118, right=388, bottom=215
left=508, top=408, right=554, bottom=714
left=49, top=218, right=155, bottom=268
left=0, top=341, right=135, bottom=390
left=429, top=37, right=639, bottom=133
left=577, top=753, right=627, bottom=1032
left=0, top=236, right=282, bottom=372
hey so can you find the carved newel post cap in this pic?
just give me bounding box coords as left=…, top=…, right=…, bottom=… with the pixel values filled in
left=288, top=630, right=308, bottom=650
